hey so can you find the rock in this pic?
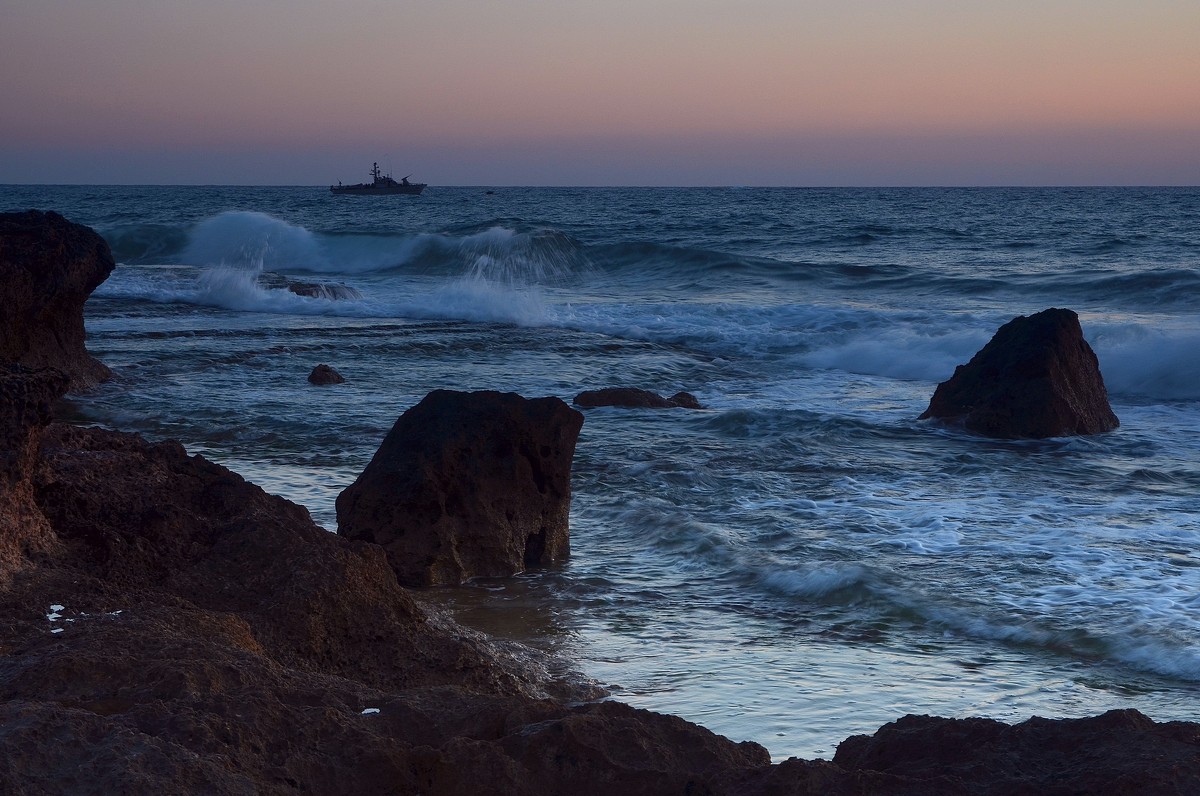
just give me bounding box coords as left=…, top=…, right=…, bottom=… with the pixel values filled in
left=0, top=211, right=115, bottom=390
left=831, top=709, right=1200, bottom=795
left=336, top=390, right=583, bottom=586
left=7, top=215, right=1198, bottom=795
left=0, top=365, right=69, bottom=581
left=574, top=387, right=703, bottom=410
left=918, top=308, right=1119, bottom=438
left=287, top=281, right=363, bottom=300
left=307, top=363, right=345, bottom=385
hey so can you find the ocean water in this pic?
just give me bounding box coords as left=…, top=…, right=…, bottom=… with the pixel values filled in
left=4, top=184, right=1199, bottom=759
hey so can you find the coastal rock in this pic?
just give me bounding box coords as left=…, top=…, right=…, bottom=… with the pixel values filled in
left=287, top=281, right=363, bottom=300
left=0, top=365, right=69, bottom=581
left=7, top=213, right=1199, bottom=794
left=574, top=387, right=703, bottom=410
left=832, top=709, right=1200, bottom=795
left=27, top=422, right=567, bottom=698
left=918, top=308, right=1119, bottom=438
left=336, top=390, right=583, bottom=586
left=307, top=363, right=345, bottom=385
left=0, top=210, right=115, bottom=390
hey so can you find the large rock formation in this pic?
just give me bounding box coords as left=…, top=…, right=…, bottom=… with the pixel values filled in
left=4, top=214, right=1199, bottom=794
left=919, top=308, right=1119, bottom=438
left=0, top=210, right=116, bottom=390
left=337, top=390, right=583, bottom=586
left=574, top=387, right=702, bottom=409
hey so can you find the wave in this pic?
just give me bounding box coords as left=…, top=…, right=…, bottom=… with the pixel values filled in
left=1090, top=321, right=1200, bottom=400
left=97, top=262, right=553, bottom=327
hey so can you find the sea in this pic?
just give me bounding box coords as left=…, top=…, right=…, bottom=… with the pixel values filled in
left=3, top=184, right=1199, bottom=760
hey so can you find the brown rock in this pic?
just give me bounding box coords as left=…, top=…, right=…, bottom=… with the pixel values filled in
left=832, top=709, right=1200, bottom=795
left=0, top=211, right=115, bottom=390
left=336, top=390, right=583, bottom=586
left=574, top=387, right=703, bottom=409
left=0, top=365, right=68, bottom=581
left=28, top=422, right=549, bottom=698
left=307, top=363, right=345, bottom=385
left=918, top=308, right=1119, bottom=438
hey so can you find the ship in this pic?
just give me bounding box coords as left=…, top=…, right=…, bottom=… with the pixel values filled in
left=330, top=162, right=425, bottom=195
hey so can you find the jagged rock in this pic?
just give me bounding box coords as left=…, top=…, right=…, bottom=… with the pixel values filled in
left=918, top=308, right=1119, bottom=438
left=287, top=281, right=363, bottom=300
left=307, top=364, right=345, bottom=385
left=574, top=387, right=703, bottom=410
left=0, top=211, right=115, bottom=390
left=336, top=390, right=583, bottom=586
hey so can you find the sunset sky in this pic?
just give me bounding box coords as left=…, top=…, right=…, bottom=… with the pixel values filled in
left=2, top=0, right=1197, bottom=185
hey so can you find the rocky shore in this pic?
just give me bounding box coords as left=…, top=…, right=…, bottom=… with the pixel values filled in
left=2, top=210, right=1197, bottom=794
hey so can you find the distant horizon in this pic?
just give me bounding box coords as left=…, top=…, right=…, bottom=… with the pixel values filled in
left=3, top=2, right=1197, bottom=187
left=4, top=182, right=1198, bottom=190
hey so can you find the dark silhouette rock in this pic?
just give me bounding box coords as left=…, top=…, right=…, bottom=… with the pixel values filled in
left=287, top=281, right=363, bottom=300
left=918, top=308, right=1119, bottom=438
left=337, top=390, right=583, bottom=586
left=307, top=363, right=345, bottom=385
left=574, top=387, right=703, bottom=410
left=0, top=211, right=115, bottom=390
left=0, top=365, right=69, bottom=581
left=832, top=709, right=1200, bottom=795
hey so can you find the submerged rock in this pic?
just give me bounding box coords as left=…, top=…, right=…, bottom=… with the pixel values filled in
left=287, top=281, right=363, bottom=300
left=0, top=210, right=115, bottom=390
left=574, top=387, right=703, bottom=409
left=307, top=363, right=345, bottom=385
left=336, top=390, right=583, bottom=586
left=918, top=308, right=1119, bottom=438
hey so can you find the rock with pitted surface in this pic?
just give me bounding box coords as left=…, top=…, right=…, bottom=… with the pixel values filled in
left=337, top=390, right=583, bottom=586
left=0, top=211, right=115, bottom=390
left=307, top=363, right=345, bottom=385
left=574, top=387, right=703, bottom=409
left=918, top=308, right=1119, bottom=438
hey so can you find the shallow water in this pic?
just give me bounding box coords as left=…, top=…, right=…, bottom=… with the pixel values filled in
left=7, top=184, right=1200, bottom=758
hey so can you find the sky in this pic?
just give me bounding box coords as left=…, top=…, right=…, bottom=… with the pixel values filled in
left=1, top=0, right=1197, bottom=186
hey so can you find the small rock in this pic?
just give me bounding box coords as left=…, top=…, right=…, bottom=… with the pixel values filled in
left=573, top=387, right=703, bottom=409
left=287, top=282, right=363, bottom=300
left=307, top=364, right=345, bottom=385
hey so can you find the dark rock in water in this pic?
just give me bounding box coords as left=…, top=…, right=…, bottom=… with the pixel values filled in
left=918, top=308, right=1119, bottom=438
left=0, top=210, right=115, bottom=390
left=287, top=281, right=363, bottom=300
left=574, top=387, right=704, bottom=410
left=667, top=391, right=703, bottom=409
left=6, top=215, right=1199, bottom=795
left=307, top=363, right=345, bottom=385
left=336, top=390, right=583, bottom=586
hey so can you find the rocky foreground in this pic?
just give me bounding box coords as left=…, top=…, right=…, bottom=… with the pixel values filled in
left=2, top=210, right=1198, bottom=794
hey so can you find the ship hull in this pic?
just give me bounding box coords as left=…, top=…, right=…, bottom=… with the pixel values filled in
left=330, top=184, right=425, bottom=196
